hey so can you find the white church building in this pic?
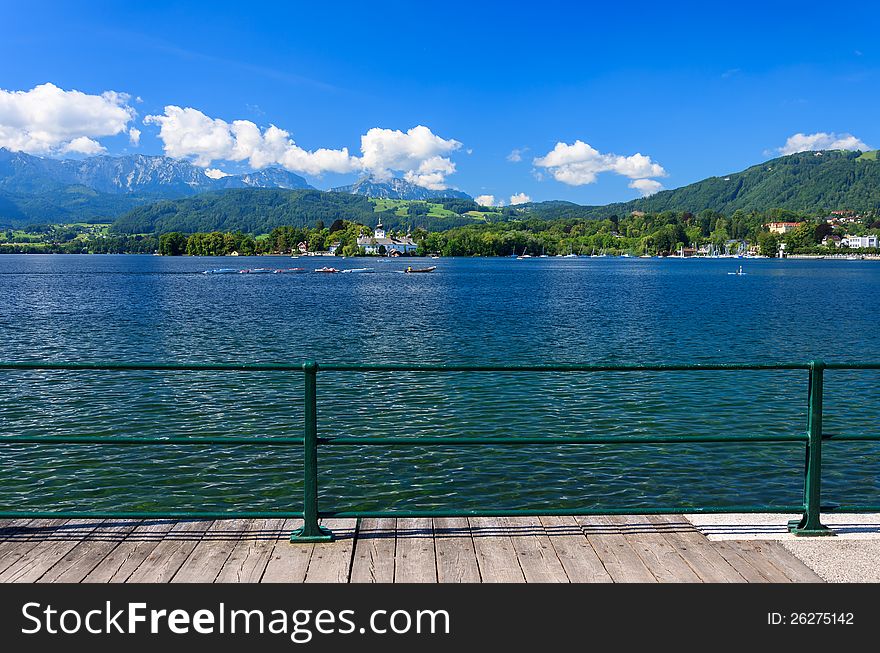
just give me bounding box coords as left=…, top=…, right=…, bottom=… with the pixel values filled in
left=356, top=221, right=419, bottom=255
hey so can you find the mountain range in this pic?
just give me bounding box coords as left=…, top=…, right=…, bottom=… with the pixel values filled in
left=3, top=147, right=880, bottom=231
left=0, top=148, right=314, bottom=224
left=331, top=177, right=471, bottom=200
left=0, top=148, right=474, bottom=225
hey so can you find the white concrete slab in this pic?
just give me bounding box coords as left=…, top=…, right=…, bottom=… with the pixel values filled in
left=684, top=513, right=880, bottom=541
left=684, top=513, right=880, bottom=582
left=782, top=540, right=880, bottom=582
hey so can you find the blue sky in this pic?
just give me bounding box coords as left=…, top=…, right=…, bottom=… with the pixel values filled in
left=1, top=1, right=878, bottom=205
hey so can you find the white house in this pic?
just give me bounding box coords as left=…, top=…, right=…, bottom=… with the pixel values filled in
left=356, top=221, right=419, bottom=255
left=841, top=235, right=879, bottom=249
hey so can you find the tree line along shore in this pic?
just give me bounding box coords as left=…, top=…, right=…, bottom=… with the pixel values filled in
left=2, top=208, right=879, bottom=257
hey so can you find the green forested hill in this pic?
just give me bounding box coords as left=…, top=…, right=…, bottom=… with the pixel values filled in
left=571, top=149, right=880, bottom=218
left=111, top=189, right=502, bottom=234
left=112, top=190, right=374, bottom=233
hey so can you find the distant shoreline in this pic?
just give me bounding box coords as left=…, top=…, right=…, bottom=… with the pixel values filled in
left=1, top=252, right=880, bottom=261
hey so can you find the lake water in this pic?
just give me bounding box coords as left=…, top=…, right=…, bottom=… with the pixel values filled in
left=1, top=254, right=879, bottom=514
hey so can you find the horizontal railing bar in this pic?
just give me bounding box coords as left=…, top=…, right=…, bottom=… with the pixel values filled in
left=6, top=435, right=878, bottom=446
left=0, top=435, right=809, bottom=446
left=0, top=512, right=304, bottom=519
left=0, top=362, right=307, bottom=372
left=319, top=505, right=805, bottom=518
left=0, top=361, right=876, bottom=374
left=820, top=506, right=880, bottom=512
left=317, top=434, right=808, bottom=445
left=0, top=436, right=305, bottom=446
left=318, top=363, right=811, bottom=372
left=824, top=362, right=880, bottom=370
left=0, top=507, right=805, bottom=520
left=7, top=506, right=880, bottom=520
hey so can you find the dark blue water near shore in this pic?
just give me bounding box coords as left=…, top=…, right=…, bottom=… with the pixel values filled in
left=1, top=254, right=878, bottom=513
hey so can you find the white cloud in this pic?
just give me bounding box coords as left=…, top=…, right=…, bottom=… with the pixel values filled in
left=507, top=147, right=528, bottom=162
left=0, top=83, right=135, bottom=155
left=360, top=125, right=461, bottom=189
left=509, top=192, right=531, bottom=205
left=145, top=108, right=463, bottom=188
left=144, top=106, right=237, bottom=166
left=62, top=136, right=106, bottom=155
left=475, top=194, right=496, bottom=207
left=629, top=179, right=663, bottom=197
left=777, top=132, right=870, bottom=155
left=533, top=140, right=666, bottom=188
left=144, top=106, right=359, bottom=175
left=128, top=128, right=141, bottom=146
left=204, top=168, right=230, bottom=179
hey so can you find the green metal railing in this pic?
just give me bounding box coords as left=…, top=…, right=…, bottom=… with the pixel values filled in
left=1, top=359, right=879, bottom=540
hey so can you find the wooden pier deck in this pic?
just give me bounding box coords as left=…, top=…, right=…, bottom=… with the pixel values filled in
left=0, top=515, right=823, bottom=583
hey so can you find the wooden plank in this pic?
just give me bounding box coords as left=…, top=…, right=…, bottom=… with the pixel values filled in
left=39, top=520, right=142, bottom=583
left=260, top=520, right=315, bottom=583
left=215, top=518, right=286, bottom=583
left=575, top=516, right=657, bottom=583
left=83, top=519, right=177, bottom=583
left=0, top=519, right=48, bottom=575
left=350, top=518, right=396, bottom=583
left=539, top=515, right=612, bottom=583
left=468, top=516, right=525, bottom=583
left=125, top=520, right=211, bottom=583
left=171, top=519, right=250, bottom=583
left=0, top=519, right=34, bottom=543
left=710, top=541, right=777, bottom=583
left=433, top=517, right=481, bottom=583
left=394, top=518, right=436, bottom=583
left=303, top=519, right=357, bottom=583
left=647, top=515, right=746, bottom=583
left=0, top=519, right=103, bottom=583
left=750, top=541, right=824, bottom=583
left=501, top=516, right=568, bottom=583
left=609, top=515, right=701, bottom=582
left=719, top=541, right=793, bottom=583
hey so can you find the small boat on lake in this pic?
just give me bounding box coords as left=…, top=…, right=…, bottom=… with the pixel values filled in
left=238, top=268, right=273, bottom=274
left=727, top=266, right=746, bottom=276
left=314, top=267, right=340, bottom=273
left=404, top=265, right=437, bottom=273
left=341, top=267, right=374, bottom=273
left=202, top=268, right=238, bottom=275
left=274, top=267, right=307, bottom=274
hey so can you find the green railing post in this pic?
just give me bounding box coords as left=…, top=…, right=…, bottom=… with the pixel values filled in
left=290, top=360, right=334, bottom=543
left=789, top=360, right=835, bottom=536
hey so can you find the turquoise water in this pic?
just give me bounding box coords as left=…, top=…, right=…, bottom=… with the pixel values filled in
left=1, top=254, right=879, bottom=513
